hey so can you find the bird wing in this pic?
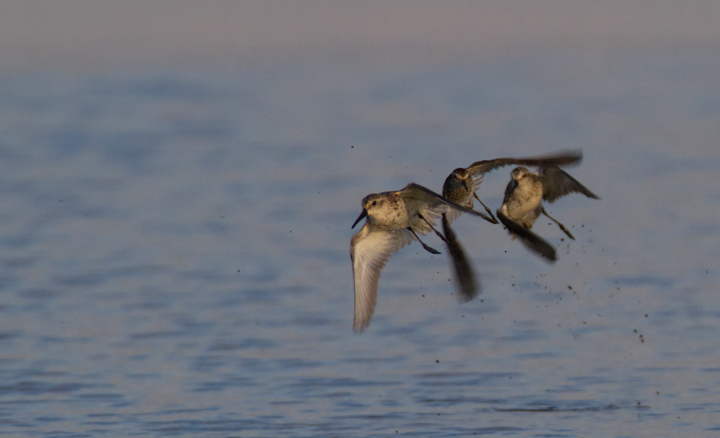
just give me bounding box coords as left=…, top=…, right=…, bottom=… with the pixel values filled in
left=402, top=183, right=490, bottom=222
left=350, top=225, right=412, bottom=333
left=443, top=204, right=465, bottom=224
left=501, top=178, right=518, bottom=206
left=538, top=166, right=600, bottom=203
left=464, top=150, right=583, bottom=177
left=497, top=207, right=557, bottom=262
left=441, top=213, right=479, bottom=302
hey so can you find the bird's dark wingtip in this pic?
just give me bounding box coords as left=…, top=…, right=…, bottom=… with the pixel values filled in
left=496, top=209, right=557, bottom=263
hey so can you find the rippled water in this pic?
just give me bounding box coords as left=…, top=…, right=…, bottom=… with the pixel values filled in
left=1, top=48, right=719, bottom=436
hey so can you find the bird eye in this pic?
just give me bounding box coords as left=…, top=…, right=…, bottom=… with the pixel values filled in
left=371, top=201, right=377, bottom=206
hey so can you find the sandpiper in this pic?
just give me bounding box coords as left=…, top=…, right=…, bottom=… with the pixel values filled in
left=350, top=183, right=485, bottom=333
left=497, top=165, right=599, bottom=260
left=442, top=150, right=584, bottom=224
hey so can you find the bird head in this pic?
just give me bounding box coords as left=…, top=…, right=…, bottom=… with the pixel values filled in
left=352, top=194, right=385, bottom=228
left=510, top=167, right=531, bottom=181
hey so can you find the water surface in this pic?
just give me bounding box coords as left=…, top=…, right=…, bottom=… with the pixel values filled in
left=0, top=49, right=719, bottom=436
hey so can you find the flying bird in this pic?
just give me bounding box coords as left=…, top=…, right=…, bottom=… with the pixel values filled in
left=350, top=183, right=485, bottom=333
left=442, top=150, right=584, bottom=224
left=497, top=165, right=599, bottom=260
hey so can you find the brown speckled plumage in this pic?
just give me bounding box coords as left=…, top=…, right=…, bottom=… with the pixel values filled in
left=442, top=150, right=584, bottom=224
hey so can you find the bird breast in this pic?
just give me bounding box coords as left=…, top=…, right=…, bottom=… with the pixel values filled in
left=506, top=180, right=543, bottom=221
left=443, top=178, right=475, bottom=207
left=368, top=199, right=409, bottom=230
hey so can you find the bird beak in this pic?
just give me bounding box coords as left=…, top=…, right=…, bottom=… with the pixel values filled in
left=462, top=179, right=469, bottom=192
left=352, top=209, right=368, bottom=228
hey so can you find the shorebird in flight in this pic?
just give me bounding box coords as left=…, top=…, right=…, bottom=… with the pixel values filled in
left=442, top=150, right=584, bottom=224
left=350, top=183, right=485, bottom=333
left=496, top=165, right=599, bottom=261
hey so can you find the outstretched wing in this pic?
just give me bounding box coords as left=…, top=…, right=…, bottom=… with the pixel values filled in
left=539, top=166, right=600, bottom=203
left=465, top=150, right=583, bottom=177
left=497, top=207, right=557, bottom=262
left=442, top=213, right=479, bottom=303
left=401, top=183, right=492, bottom=225
left=350, top=225, right=413, bottom=333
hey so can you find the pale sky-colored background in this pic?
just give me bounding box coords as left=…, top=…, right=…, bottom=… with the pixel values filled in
left=2, top=0, right=720, bottom=70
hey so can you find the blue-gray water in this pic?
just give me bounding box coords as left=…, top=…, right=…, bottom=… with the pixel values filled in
left=1, top=48, right=719, bottom=437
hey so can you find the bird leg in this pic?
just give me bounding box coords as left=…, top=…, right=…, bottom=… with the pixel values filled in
left=541, top=207, right=575, bottom=240
left=417, top=213, right=450, bottom=244
left=407, top=227, right=442, bottom=254
left=472, top=193, right=498, bottom=224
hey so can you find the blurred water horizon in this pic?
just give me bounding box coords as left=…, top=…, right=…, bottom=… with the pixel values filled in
left=4, top=1, right=720, bottom=72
